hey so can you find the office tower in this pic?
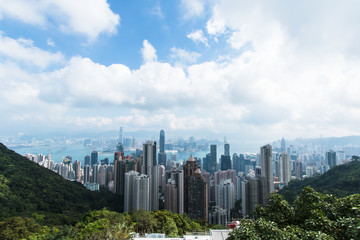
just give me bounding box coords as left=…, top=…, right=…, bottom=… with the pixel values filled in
left=184, top=156, right=208, bottom=221
left=260, top=144, right=273, bottom=194
left=281, top=137, right=286, bottom=153
left=158, top=130, right=167, bottom=166
left=84, top=165, right=91, bottom=183
left=224, top=143, right=230, bottom=156
left=165, top=169, right=184, bottom=214
left=221, top=155, right=231, bottom=171
left=233, top=153, right=240, bottom=173
left=84, top=155, right=90, bottom=166
left=142, top=141, right=159, bottom=211
left=91, top=151, right=98, bottom=166
left=203, top=153, right=211, bottom=173
left=73, top=160, right=81, bottom=182
left=210, top=144, right=217, bottom=174
left=279, top=152, right=291, bottom=186
left=119, top=127, right=123, bottom=144
left=326, top=150, right=337, bottom=169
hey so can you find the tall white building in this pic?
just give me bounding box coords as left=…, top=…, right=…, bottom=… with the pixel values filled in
left=124, top=171, right=139, bottom=212
left=280, top=152, right=291, bottom=186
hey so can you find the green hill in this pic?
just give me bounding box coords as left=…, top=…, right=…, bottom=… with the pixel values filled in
left=279, top=159, right=360, bottom=203
left=0, top=143, right=122, bottom=225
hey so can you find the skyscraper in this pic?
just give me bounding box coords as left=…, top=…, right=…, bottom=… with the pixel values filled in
left=216, top=179, right=235, bottom=220
left=84, top=165, right=91, bottom=184
left=279, top=152, right=291, bottom=186
left=224, top=143, right=230, bottom=156
left=119, top=127, right=123, bottom=144
left=91, top=151, right=98, bottom=166
left=184, top=156, right=208, bottom=221
left=165, top=169, right=184, bottom=214
left=210, top=144, right=217, bottom=174
left=142, top=141, right=159, bottom=211
left=221, top=155, right=231, bottom=170
left=84, top=155, right=90, bottom=166
left=259, top=144, right=273, bottom=206
left=73, top=160, right=81, bottom=182
left=158, top=130, right=166, bottom=165
left=260, top=144, right=273, bottom=193
left=326, top=150, right=337, bottom=168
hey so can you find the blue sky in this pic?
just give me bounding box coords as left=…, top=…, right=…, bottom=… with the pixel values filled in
left=1, top=0, right=360, bottom=148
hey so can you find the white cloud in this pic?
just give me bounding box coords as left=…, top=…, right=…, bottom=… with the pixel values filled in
left=0, top=0, right=120, bottom=41
left=180, top=0, right=206, bottom=19
left=187, top=30, right=209, bottom=47
left=3, top=0, right=360, bottom=144
left=0, top=34, right=64, bottom=68
left=141, top=40, right=158, bottom=63
left=170, top=47, right=201, bottom=65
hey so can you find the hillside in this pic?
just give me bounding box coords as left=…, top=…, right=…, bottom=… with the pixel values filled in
left=0, top=143, right=122, bottom=225
left=279, top=159, right=360, bottom=203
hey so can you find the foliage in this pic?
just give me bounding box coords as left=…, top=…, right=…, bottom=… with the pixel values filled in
left=0, top=143, right=122, bottom=225
left=279, top=160, right=360, bottom=203
left=230, top=187, right=360, bottom=240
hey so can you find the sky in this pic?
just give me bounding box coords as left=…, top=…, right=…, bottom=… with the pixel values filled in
left=1, top=0, right=360, bottom=147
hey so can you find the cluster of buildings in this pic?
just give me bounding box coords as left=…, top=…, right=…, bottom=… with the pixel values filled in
left=25, top=131, right=353, bottom=227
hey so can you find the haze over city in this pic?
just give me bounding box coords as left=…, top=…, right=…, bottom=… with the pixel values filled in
left=1, top=0, right=360, bottom=146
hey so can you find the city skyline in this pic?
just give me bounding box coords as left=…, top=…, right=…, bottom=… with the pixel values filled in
left=1, top=1, right=360, bottom=144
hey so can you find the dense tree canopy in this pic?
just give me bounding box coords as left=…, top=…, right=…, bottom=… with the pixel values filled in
left=229, top=187, right=360, bottom=240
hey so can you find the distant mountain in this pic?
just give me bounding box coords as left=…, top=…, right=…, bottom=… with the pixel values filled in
left=279, top=159, right=360, bottom=203
left=0, top=143, right=122, bottom=225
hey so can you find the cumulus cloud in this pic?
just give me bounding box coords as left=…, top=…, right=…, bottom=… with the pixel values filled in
left=180, top=0, right=206, bottom=19
left=170, top=47, right=201, bottom=65
left=3, top=1, right=360, bottom=143
left=187, top=30, right=209, bottom=47
left=141, top=40, right=158, bottom=63
left=0, top=0, right=120, bottom=41
left=0, top=34, right=64, bottom=68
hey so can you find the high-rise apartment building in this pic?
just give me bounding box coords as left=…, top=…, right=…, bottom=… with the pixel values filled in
left=165, top=169, right=184, bottom=214
left=279, top=152, right=291, bottom=186
left=215, top=179, right=235, bottom=220
left=184, top=156, right=208, bottom=221
left=260, top=144, right=273, bottom=194
left=73, top=160, right=81, bottom=182
left=84, top=165, right=91, bottom=184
